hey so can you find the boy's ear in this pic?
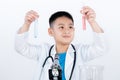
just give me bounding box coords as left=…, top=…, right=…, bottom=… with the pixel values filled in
left=48, top=28, right=53, bottom=36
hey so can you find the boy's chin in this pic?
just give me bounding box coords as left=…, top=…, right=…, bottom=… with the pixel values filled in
left=62, top=41, right=72, bottom=45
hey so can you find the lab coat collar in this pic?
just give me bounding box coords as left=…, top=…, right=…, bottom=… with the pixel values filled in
left=50, top=44, right=75, bottom=58
left=50, top=45, right=56, bottom=58
left=65, top=44, right=75, bottom=80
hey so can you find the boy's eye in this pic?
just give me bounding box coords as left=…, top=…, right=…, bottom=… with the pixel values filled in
left=69, top=26, right=73, bottom=29
left=59, top=26, right=64, bottom=29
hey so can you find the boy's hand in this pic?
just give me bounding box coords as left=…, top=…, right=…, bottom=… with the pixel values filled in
left=18, top=10, right=39, bottom=34
left=80, top=6, right=104, bottom=33
left=80, top=6, right=96, bottom=24
left=24, top=10, right=39, bottom=25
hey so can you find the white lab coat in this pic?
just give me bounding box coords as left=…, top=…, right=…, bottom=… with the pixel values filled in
left=15, top=32, right=107, bottom=80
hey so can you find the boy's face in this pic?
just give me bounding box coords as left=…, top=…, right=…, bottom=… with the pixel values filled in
left=48, top=16, right=75, bottom=45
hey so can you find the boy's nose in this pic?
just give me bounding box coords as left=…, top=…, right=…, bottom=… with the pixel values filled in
left=64, top=28, right=70, bottom=34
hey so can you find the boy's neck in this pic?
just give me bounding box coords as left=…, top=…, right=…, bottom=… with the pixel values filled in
left=56, top=44, right=69, bottom=54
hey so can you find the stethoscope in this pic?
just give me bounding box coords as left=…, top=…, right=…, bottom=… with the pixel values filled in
left=42, top=44, right=76, bottom=80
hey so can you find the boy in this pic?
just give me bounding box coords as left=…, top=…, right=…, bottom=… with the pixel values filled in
left=15, top=6, right=107, bottom=80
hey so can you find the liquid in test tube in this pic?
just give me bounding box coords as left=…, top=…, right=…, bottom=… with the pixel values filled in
left=81, top=2, right=86, bottom=30
left=82, top=15, right=86, bottom=30
left=34, top=19, right=38, bottom=38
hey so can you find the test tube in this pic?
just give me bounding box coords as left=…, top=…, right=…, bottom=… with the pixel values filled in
left=81, top=2, right=86, bottom=30
left=82, top=15, right=86, bottom=30
left=34, top=19, right=38, bottom=38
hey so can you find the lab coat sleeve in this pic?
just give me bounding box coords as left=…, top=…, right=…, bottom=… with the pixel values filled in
left=80, top=32, right=108, bottom=62
left=14, top=32, right=41, bottom=61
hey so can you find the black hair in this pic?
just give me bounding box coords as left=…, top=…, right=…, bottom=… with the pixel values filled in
left=49, top=11, right=74, bottom=27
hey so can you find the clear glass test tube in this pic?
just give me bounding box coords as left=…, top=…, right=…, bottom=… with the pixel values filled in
left=79, top=65, right=104, bottom=80
left=34, top=19, right=38, bottom=38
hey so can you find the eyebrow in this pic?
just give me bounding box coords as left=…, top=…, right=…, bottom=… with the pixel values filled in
left=58, top=23, right=74, bottom=26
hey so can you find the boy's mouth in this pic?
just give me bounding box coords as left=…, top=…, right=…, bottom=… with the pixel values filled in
left=62, top=35, right=71, bottom=38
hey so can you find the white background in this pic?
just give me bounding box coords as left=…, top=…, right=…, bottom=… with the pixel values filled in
left=0, top=0, right=120, bottom=80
